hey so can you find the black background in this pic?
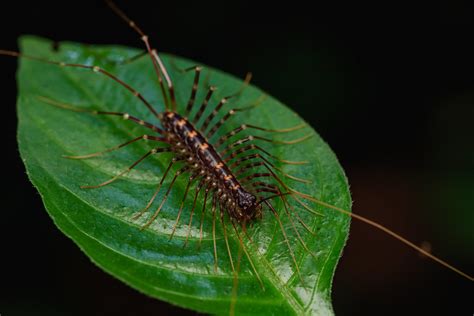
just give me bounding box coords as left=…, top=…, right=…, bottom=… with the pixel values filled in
left=1, top=1, right=473, bottom=315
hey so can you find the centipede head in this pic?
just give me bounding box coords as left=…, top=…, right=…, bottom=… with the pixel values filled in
left=233, top=190, right=262, bottom=222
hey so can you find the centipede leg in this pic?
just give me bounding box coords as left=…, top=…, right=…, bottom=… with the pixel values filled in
left=64, top=135, right=166, bottom=160
left=169, top=174, right=197, bottom=240
left=220, top=205, right=235, bottom=273
left=198, top=186, right=213, bottom=248
left=223, top=144, right=308, bottom=165
left=214, top=118, right=305, bottom=146
left=132, top=160, right=175, bottom=220
left=192, top=86, right=217, bottom=124
left=184, top=66, right=202, bottom=116
left=211, top=195, right=219, bottom=272
left=37, top=96, right=165, bottom=135
left=183, top=179, right=207, bottom=248
left=81, top=147, right=170, bottom=189
left=264, top=200, right=303, bottom=284
left=230, top=221, right=264, bottom=288
left=141, top=166, right=190, bottom=230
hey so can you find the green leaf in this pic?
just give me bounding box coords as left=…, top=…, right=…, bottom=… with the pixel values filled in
left=17, top=36, right=351, bottom=315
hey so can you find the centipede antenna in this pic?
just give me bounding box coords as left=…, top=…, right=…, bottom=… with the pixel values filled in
left=184, top=66, right=202, bottom=116
left=38, top=96, right=166, bottom=135
left=169, top=174, right=196, bottom=240
left=290, top=190, right=474, bottom=282
left=105, top=0, right=172, bottom=110
left=142, top=166, right=190, bottom=230
left=192, top=85, right=217, bottom=124
left=132, top=160, right=175, bottom=220
left=80, top=147, right=168, bottom=189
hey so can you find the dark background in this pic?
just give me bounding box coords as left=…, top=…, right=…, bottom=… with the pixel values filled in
left=1, top=1, right=473, bottom=315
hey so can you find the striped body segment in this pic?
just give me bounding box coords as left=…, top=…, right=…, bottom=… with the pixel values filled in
left=161, top=111, right=261, bottom=221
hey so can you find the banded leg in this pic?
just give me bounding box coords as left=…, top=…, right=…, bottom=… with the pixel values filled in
left=183, top=178, right=208, bottom=248
left=220, top=205, right=235, bottom=273
left=220, top=133, right=312, bottom=157
left=200, top=96, right=234, bottom=132
left=215, top=121, right=305, bottom=148
left=230, top=221, right=264, bottom=288
left=169, top=173, right=198, bottom=240
left=133, top=160, right=176, bottom=220
left=200, top=73, right=253, bottom=132
left=198, top=185, right=214, bottom=248
left=209, top=103, right=294, bottom=142
left=264, top=200, right=303, bottom=283
left=211, top=195, right=219, bottom=272
left=224, top=144, right=308, bottom=165
left=38, top=96, right=165, bottom=135
left=255, top=183, right=317, bottom=259
left=0, top=51, right=161, bottom=118
left=81, top=147, right=170, bottom=189
left=192, top=85, right=217, bottom=124
left=232, top=156, right=311, bottom=184
left=252, top=182, right=316, bottom=236
left=184, top=66, right=203, bottom=116
left=64, top=135, right=166, bottom=160
left=105, top=0, right=175, bottom=110
left=112, top=50, right=147, bottom=66
left=142, top=166, right=191, bottom=229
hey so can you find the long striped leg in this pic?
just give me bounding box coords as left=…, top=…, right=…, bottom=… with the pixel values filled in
left=132, top=160, right=175, bottom=220
left=211, top=195, right=219, bottom=272
left=230, top=221, right=264, bottom=288
left=200, top=73, right=253, bottom=132
left=249, top=162, right=324, bottom=217
left=214, top=117, right=304, bottom=147
left=64, top=135, right=165, bottom=160
left=220, top=204, right=235, bottom=273
left=37, top=96, right=165, bottom=135
left=200, top=96, right=234, bottom=132
left=224, top=144, right=308, bottom=165
left=141, top=166, right=190, bottom=230
left=105, top=0, right=175, bottom=110
left=192, top=85, right=217, bottom=124
left=184, top=66, right=203, bottom=116
left=220, top=133, right=312, bottom=157
left=256, top=184, right=317, bottom=259
left=183, top=179, right=207, bottom=248
left=208, top=101, right=284, bottom=140
left=232, top=156, right=311, bottom=184
left=264, top=200, right=303, bottom=284
left=169, top=173, right=198, bottom=240
left=112, top=50, right=147, bottom=66
left=198, top=186, right=214, bottom=249
left=81, top=147, right=170, bottom=189
left=0, top=51, right=161, bottom=118
left=252, top=182, right=316, bottom=236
